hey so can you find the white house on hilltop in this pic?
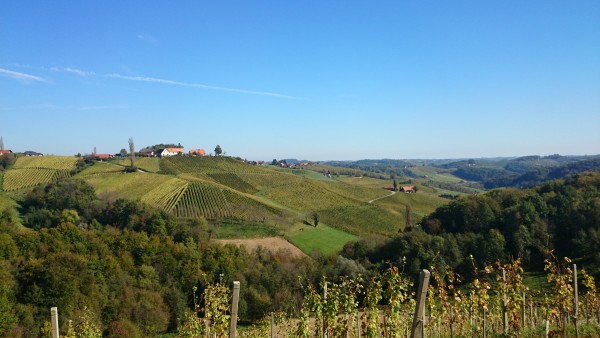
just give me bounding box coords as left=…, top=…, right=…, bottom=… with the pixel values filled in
left=158, top=148, right=184, bottom=157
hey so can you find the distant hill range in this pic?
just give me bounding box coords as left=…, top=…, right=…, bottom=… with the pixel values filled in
left=324, top=155, right=600, bottom=189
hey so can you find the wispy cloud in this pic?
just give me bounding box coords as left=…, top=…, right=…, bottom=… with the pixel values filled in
left=106, top=73, right=297, bottom=99
left=137, top=34, right=158, bottom=44
left=0, top=68, right=49, bottom=83
left=79, top=104, right=128, bottom=111
left=51, top=67, right=95, bottom=77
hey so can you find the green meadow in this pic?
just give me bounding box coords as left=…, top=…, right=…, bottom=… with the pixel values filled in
left=286, top=223, right=358, bottom=255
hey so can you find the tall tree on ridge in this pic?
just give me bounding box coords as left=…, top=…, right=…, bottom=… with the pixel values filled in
left=129, top=138, right=135, bottom=168
left=214, top=144, right=223, bottom=156
left=405, top=204, right=413, bottom=230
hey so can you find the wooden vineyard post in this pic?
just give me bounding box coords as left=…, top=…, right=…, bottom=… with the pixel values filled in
left=323, top=281, right=328, bottom=338
left=573, top=264, right=579, bottom=338
left=270, top=312, right=275, bottom=338
left=229, top=281, right=240, bottom=338
left=502, top=268, right=508, bottom=334
left=522, top=292, right=526, bottom=332
left=50, top=307, right=59, bottom=338
left=356, top=311, right=361, bottom=338
left=410, top=269, right=430, bottom=338
left=450, top=306, right=454, bottom=338
left=482, top=306, right=487, bottom=338
left=545, top=308, right=550, bottom=338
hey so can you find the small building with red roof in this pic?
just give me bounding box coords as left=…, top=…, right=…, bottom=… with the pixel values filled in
left=189, top=149, right=206, bottom=156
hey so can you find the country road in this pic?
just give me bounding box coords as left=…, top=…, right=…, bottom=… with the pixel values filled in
left=368, top=190, right=396, bottom=203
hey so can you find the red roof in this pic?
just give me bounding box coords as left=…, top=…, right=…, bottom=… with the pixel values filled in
left=165, top=148, right=184, bottom=153
left=189, top=149, right=206, bottom=155
left=94, top=153, right=112, bottom=159
left=0, top=150, right=13, bottom=155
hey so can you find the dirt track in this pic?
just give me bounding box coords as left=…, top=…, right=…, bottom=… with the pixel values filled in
left=215, top=237, right=306, bottom=258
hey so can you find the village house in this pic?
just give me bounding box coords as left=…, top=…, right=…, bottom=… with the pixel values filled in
left=90, top=153, right=113, bottom=160
left=400, top=186, right=416, bottom=193
left=0, top=150, right=13, bottom=156
left=189, top=149, right=206, bottom=156
left=158, top=147, right=184, bottom=157
left=139, top=149, right=155, bottom=157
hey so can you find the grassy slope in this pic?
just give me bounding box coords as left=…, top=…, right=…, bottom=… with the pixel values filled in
left=285, top=223, right=358, bottom=255
left=374, top=187, right=448, bottom=221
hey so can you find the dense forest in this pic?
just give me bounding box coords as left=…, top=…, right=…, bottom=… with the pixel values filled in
left=1, top=172, right=599, bottom=336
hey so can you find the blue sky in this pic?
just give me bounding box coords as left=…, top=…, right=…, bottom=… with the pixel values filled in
left=1, top=1, right=599, bottom=160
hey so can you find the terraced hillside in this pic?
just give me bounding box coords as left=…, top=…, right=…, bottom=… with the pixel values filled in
left=81, top=158, right=290, bottom=224
left=2, top=156, right=78, bottom=191
left=8, top=155, right=449, bottom=225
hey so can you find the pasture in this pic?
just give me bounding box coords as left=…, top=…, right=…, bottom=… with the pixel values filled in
left=285, top=223, right=358, bottom=255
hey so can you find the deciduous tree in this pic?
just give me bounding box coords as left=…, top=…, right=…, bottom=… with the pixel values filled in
left=129, top=137, right=135, bottom=167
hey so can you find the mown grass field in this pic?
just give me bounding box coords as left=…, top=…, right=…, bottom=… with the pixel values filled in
left=213, top=221, right=280, bottom=239
left=285, top=223, right=358, bottom=255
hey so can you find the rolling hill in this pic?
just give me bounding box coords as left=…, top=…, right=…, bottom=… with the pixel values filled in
left=3, top=155, right=454, bottom=254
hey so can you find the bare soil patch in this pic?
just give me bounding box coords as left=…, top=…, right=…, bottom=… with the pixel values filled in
left=215, top=237, right=306, bottom=258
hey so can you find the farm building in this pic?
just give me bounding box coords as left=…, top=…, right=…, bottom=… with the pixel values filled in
left=383, top=185, right=395, bottom=191
left=158, top=148, right=184, bottom=157
left=400, top=186, right=416, bottom=193
left=91, top=153, right=113, bottom=160
left=0, top=150, right=13, bottom=156
left=189, top=149, right=206, bottom=156
left=139, top=149, right=155, bottom=157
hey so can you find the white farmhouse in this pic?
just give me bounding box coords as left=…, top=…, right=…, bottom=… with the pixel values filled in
left=158, top=147, right=184, bottom=157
